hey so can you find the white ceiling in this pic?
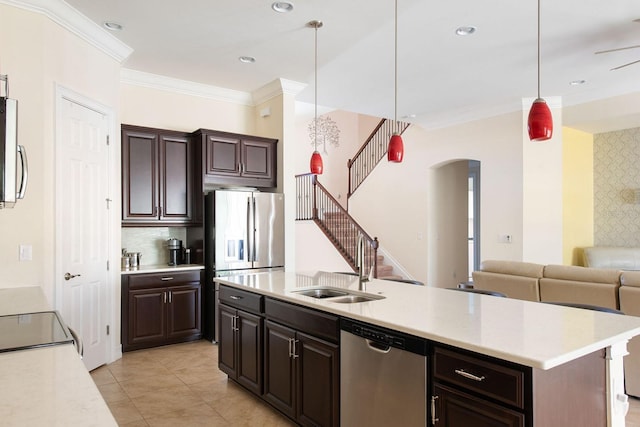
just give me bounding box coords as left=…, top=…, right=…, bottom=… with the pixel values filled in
left=64, top=0, right=640, bottom=133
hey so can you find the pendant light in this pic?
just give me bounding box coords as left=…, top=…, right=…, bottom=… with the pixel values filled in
left=527, top=0, right=553, bottom=141
left=309, top=20, right=324, bottom=175
left=387, top=0, right=404, bottom=162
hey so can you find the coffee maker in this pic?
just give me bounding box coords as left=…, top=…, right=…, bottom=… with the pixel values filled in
left=167, top=238, right=182, bottom=266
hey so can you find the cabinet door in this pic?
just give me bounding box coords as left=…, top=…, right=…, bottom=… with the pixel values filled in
left=166, top=283, right=201, bottom=340
left=241, top=138, right=274, bottom=181
left=160, top=133, right=193, bottom=222
left=297, top=332, right=339, bottom=427
left=264, top=320, right=296, bottom=420
left=218, top=304, right=238, bottom=378
left=433, top=383, right=525, bottom=427
left=204, top=134, right=241, bottom=177
left=237, top=311, right=263, bottom=395
left=127, top=288, right=166, bottom=348
left=122, top=127, right=159, bottom=221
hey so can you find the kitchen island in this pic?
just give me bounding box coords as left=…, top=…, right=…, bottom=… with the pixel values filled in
left=215, top=270, right=640, bottom=427
left=0, top=286, right=117, bottom=426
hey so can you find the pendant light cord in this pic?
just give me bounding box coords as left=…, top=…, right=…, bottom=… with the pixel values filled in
left=314, top=23, right=318, bottom=151
left=394, top=0, right=398, bottom=123
left=537, top=0, right=541, bottom=99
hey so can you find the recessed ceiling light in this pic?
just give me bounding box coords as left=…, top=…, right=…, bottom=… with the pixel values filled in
left=103, top=21, right=123, bottom=31
left=239, top=56, right=256, bottom=64
left=272, top=2, right=294, bottom=13
left=455, top=26, right=476, bottom=36
left=570, top=79, right=586, bottom=86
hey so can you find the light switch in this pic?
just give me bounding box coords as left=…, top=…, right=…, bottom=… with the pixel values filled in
left=19, top=244, right=32, bottom=261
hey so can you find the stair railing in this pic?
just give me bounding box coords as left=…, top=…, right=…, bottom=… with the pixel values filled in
left=296, top=173, right=379, bottom=277
left=347, top=118, right=410, bottom=199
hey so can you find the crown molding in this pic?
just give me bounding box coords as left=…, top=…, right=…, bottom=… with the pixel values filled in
left=0, top=0, right=133, bottom=62
left=252, top=78, right=306, bottom=106
left=121, top=68, right=253, bottom=106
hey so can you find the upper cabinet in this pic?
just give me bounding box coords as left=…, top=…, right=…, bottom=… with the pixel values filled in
left=121, top=125, right=197, bottom=226
left=193, top=129, right=277, bottom=188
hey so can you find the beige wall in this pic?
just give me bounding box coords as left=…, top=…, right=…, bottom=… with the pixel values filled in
left=120, top=84, right=255, bottom=135
left=563, top=127, right=594, bottom=264
left=0, top=5, right=121, bottom=304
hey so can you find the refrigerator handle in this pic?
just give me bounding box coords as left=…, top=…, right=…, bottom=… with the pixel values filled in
left=246, top=197, right=253, bottom=262
left=252, top=197, right=257, bottom=262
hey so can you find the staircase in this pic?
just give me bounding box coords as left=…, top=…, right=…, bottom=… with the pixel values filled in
left=347, top=118, right=410, bottom=200
left=295, top=118, right=411, bottom=280
left=323, top=211, right=398, bottom=279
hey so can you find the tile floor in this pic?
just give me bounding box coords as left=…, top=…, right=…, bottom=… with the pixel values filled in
left=90, top=340, right=294, bottom=426
left=92, top=339, right=640, bottom=426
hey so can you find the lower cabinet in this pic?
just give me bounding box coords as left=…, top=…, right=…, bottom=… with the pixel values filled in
left=263, top=320, right=339, bottom=427
left=218, top=303, right=263, bottom=395
left=121, top=270, right=202, bottom=352
left=216, top=285, right=339, bottom=427
left=430, top=344, right=607, bottom=427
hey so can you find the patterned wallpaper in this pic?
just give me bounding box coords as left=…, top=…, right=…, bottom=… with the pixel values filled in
left=594, top=127, right=640, bottom=246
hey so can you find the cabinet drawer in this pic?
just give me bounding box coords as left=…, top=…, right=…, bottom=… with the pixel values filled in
left=265, top=297, right=339, bottom=343
left=128, top=271, right=201, bottom=289
left=433, top=346, right=526, bottom=409
left=219, top=285, right=263, bottom=314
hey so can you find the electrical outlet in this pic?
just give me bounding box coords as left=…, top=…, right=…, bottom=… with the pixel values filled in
left=498, top=234, right=513, bottom=244
left=19, top=244, right=32, bottom=261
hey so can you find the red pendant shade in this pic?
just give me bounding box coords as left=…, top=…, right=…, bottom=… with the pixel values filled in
left=310, top=150, right=323, bottom=175
left=527, top=98, right=553, bottom=141
left=387, top=133, right=404, bottom=162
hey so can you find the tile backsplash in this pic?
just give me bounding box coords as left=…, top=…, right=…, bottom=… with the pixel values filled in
left=121, top=227, right=187, bottom=266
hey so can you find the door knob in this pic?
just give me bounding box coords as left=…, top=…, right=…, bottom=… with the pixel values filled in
left=64, top=272, right=81, bottom=281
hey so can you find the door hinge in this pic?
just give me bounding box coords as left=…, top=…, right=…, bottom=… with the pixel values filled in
left=106, top=260, right=110, bottom=271
left=106, top=134, right=110, bottom=145
left=106, top=198, right=112, bottom=209
left=106, top=325, right=110, bottom=335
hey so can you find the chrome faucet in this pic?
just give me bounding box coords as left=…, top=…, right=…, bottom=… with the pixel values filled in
left=356, top=235, right=371, bottom=291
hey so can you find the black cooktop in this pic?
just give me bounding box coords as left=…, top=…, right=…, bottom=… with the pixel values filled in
left=0, top=311, right=74, bottom=353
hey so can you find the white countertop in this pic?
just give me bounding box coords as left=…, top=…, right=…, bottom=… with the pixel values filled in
left=0, top=286, right=117, bottom=426
left=215, top=270, right=640, bottom=370
left=120, top=263, right=204, bottom=275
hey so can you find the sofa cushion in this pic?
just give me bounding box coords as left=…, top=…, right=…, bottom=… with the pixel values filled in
left=583, top=246, right=640, bottom=270
left=472, top=260, right=544, bottom=302
left=479, top=260, right=544, bottom=277
left=621, top=271, right=640, bottom=288
left=539, top=265, right=620, bottom=310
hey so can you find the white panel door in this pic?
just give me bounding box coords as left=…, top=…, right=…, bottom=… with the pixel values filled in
left=56, top=95, right=109, bottom=371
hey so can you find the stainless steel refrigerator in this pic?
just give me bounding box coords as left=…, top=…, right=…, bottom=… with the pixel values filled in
left=203, top=190, right=284, bottom=341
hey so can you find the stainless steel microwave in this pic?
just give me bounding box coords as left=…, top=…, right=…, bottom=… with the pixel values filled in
left=0, top=79, right=27, bottom=208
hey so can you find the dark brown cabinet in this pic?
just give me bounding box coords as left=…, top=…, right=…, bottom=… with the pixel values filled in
left=121, top=270, right=202, bottom=352
left=193, top=129, right=277, bottom=188
left=122, top=125, right=196, bottom=225
left=218, top=285, right=264, bottom=396
left=430, top=344, right=607, bottom=427
left=263, top=298, right=339, bottom=427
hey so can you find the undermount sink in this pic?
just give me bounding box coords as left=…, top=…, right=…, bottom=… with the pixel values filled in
left=291, top=287, right=385, bottom=304
left=293, top=288, right=348, bottom=299
left=328, top=294, right=385, bottom=304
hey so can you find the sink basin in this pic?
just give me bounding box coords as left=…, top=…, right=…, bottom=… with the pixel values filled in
left=328, top=294, right=385, bottom=304
left=293, top=288, right=348, bottom=299
left=291, top=287, right=385, bottom=303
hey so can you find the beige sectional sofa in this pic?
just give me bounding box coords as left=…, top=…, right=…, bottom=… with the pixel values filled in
left=472, top=259, right=640, bottom=397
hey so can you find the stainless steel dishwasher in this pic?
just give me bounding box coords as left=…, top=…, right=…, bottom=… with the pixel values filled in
left=341, top=318, right=428, bottom=427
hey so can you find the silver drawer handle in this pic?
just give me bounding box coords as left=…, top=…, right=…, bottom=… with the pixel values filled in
left=230, top=295, right=243, bottom=300
left=161, top=277, right=174, bottom=281
left=455, top=369, right=485, bottom=382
